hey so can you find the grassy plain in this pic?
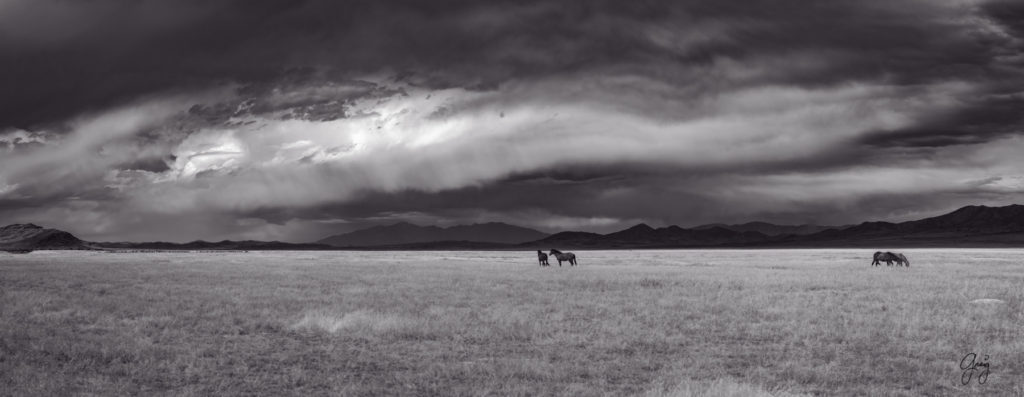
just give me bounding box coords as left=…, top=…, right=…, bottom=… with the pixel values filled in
left=1, top=249, right=1023, bottom=396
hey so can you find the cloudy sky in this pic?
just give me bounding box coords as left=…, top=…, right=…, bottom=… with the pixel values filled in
left=1, top=0, right=1023, bottom=242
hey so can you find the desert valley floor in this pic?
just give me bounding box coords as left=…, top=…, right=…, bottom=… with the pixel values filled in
left=2, top=249, right=1023, bottom=396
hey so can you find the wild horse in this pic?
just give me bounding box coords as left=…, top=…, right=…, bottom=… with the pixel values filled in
left=548, top=249, right=578, bottom=266
left=872, top=251, right=909, bottom=267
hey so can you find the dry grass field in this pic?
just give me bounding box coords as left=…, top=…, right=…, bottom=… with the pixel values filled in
left=2, top=249, right=1023, bottom=396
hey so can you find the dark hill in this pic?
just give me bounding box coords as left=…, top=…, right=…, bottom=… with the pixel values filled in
left=692, top=221, right=846, bottom=236
left=0, top=224, right=91, bottom=250
left=530, top=231, right=606, bottom=248
left=527, top=204, right=1024, bottom=249
left=96, top=240, right=334, bottom=251
left=529, top=224, right=772, bottom=249
left=898, top=205, right=1024, bottom=234
left=791, top=204, right=1024, bottom=246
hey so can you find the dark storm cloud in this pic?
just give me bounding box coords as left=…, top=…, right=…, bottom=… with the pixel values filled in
left=2, top=0, right=1024, bottom=241
left=861, top=91, right=1024, bottom=148
left=3, top=0, right=1017, bottom=128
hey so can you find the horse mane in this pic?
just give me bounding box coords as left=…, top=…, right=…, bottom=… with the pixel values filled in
left=549, top=249, right=563, bottom=254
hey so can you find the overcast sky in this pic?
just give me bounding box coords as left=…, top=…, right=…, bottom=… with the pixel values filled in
left=1, top=0, right=1023, bottom=242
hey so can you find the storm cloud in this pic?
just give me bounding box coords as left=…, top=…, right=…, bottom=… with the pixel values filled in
left=1, top=0, right=1022, bottom=242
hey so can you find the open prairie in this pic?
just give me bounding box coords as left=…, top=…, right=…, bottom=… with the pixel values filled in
left=1, top=249, right=1023, bottom=396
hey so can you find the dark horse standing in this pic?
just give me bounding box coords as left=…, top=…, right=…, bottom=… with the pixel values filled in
left=536, top=250, right=549, bottom=266
left=548, top=249, right=578, bottom=266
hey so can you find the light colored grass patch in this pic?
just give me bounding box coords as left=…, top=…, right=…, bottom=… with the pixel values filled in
left=645, top=378, right=809, bottom=397
left=290, top=309, right=421, bottom=335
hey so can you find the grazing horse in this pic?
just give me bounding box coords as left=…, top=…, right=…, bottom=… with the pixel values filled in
left=536, top=250, right=549, bottom=266
left=548, top=249, right=577, bottom=266
left=872, top=251, right=898, bottom=266
left=872, top=251, right=909, bottom=267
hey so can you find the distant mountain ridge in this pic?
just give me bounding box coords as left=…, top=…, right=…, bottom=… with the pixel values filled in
left=692, top=221, right=848, bottom=236
left=532, top=223, right=773, bottom=249
left=317, top=222, right=549, bottom=247
left=845, top=205, right=1024, bottom=235
left=526, top=204, right=1024, bottom=249
left=6, top=204, right=1024, bottom=251
left=97, top=240, right=334, bottom=251
left=787, top=204, right=1024, bottom=246
left=0, top=223, right=333, bottom=251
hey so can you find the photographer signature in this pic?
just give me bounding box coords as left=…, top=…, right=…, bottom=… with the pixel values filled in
left=960, top=352, right=990, bottom=385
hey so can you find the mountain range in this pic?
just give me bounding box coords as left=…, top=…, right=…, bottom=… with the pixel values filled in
left=4, top=204, right=1024, bottom=251
left=530, top=205, right=1024, bottom=249
left=96, top=240, right=335, bottom=251
left=692, top=222, right=848, bottom=236
left=530, top=224, right=773, bottom=249
left=780, top=204, right=1024, bottom=247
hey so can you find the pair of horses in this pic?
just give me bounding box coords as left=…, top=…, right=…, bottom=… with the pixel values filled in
left=872, top=251, right=910, bottom=267
left=537, top=249, right=577, bottom=267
